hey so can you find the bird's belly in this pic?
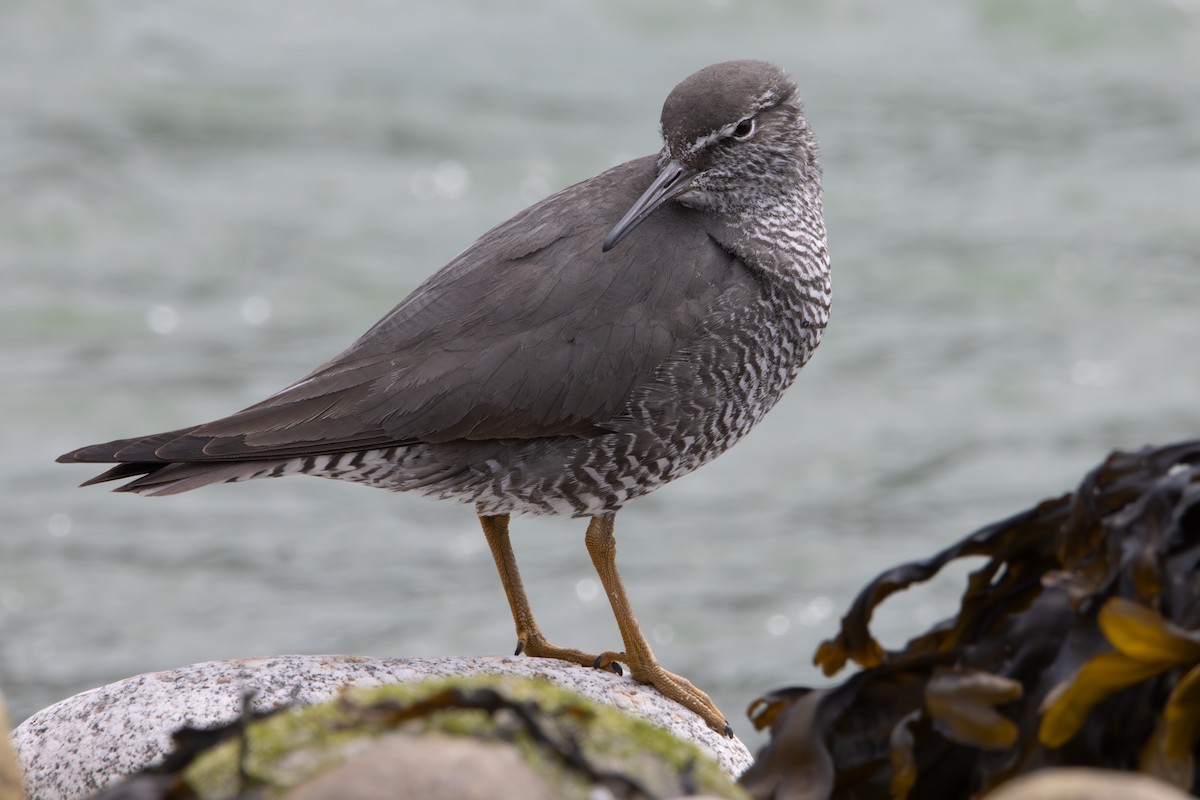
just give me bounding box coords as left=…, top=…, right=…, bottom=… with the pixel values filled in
left=306, top=434, right=682, bottom=518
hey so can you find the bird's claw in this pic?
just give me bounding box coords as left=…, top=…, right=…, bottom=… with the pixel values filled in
left=592, top=654, right=624, bottom=675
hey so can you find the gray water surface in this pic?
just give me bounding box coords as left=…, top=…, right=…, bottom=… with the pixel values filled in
left=3, top=0, right=1199, bottom=743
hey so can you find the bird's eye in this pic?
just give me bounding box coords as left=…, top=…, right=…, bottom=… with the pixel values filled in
left=732, top=117, right=756, bottom=140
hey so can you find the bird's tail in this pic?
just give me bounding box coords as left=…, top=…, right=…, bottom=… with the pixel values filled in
left=56, top=429, right=292, bottom=496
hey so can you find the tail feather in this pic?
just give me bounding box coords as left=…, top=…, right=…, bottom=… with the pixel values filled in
left=59, top=427, right=294, bottom=495
left=79, top=462, right=166, bottom=488
left=69, top=457, right=292, bottom=495
left=114, top=461, right=291, bottom=496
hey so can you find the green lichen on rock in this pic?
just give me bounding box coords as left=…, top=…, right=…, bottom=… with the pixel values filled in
left=180, top=675, right=746, bottom=799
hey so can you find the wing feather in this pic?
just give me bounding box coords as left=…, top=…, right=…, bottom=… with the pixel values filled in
left=60, top=155, right=752, bottom=467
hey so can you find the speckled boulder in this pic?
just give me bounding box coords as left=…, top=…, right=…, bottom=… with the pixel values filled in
left=281, top=733, right=564, bottom=800
left=12, top=655, right=752, bottom=799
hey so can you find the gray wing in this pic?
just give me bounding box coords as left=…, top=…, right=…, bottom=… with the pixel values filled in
left=64, top=155, right=753, bottom=465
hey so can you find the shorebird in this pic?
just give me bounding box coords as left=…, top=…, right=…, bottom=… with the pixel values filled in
left=59, top=60, right=830, bottom=733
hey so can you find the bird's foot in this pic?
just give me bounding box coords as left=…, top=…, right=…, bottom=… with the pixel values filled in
left=592, top=650, right=627, bottom=676
left=516, top=635, right=728, bottom=733
left=513, top=630, right=624, bottom=675
left=624, top=653, right=732, bottom=736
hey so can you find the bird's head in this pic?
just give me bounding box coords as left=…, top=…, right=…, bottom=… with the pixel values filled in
left=603, top=60, right=820, bottom=252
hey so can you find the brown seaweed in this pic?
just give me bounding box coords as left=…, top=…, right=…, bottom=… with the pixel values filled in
left=741, top=440, right=1200, bottom=799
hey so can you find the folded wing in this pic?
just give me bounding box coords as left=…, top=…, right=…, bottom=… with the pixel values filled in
left=60, top=155, right=751, bottom=474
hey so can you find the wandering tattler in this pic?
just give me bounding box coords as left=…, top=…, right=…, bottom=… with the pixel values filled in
left=58, top=60, right=830, bottom=734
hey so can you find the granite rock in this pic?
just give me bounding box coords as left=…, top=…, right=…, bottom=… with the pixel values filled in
left=282, top=732, right=563, bottom=800
left=12, top=655, right=752, bottom=799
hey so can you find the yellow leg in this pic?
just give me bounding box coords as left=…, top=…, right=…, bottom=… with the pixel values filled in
left=584, top=514, right=731, bottom=735
left=479, top=513, right=623, bottom=671
left=478, top=511, right=730, bottom=735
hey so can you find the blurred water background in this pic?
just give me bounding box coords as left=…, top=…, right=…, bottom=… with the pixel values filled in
left=2, top=0, right=1198, bottom=744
